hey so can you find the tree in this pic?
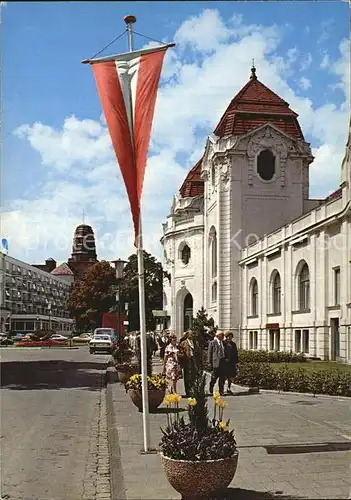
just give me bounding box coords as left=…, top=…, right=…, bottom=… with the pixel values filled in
left=192, top=307, right=217, bottom=371
left=119, top=250, right=163, bottom=331
left=68, top=261, right=117, bottom=331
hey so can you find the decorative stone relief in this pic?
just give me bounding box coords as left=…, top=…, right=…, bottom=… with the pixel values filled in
left=180, top=280, right=186, bottom=288
left=200, top=170, right=209, bottom=181
left=247, top=127, right=288, bottom=187
left=220, top=155, right=231, bottom=191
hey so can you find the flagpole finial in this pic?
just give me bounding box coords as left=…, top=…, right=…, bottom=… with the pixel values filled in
left=124, top=15, right=136, bottom=52
left=124, top=14, right=136, bottom=25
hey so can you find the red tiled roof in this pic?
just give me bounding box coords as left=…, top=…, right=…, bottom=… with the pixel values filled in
left=325, top=188, right=342, bottom=202
left=179, top=159, right=204, bottom=198
left=51, top=262, right=74, bottom=276
left=214, top=72, right=304, bottom=140
left=179, top=69, right=305, bottom=198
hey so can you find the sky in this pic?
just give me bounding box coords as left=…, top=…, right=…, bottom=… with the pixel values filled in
left=1, top=1, right=350, bottom=265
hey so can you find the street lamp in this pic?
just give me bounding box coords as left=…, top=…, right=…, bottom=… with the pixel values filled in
left=111, top=259, right=127, bottom=338
left=48, top=302, right=52, bottom=332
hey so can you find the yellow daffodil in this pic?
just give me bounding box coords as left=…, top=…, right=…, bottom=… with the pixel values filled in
left=216, top=398, right=228, bottom=409
left=187, top=397, right=197, bottom=407
left=163, top=395, right=171, bottom=406
left=213, top=391, right=220, bottom=399
left=174, top=393, right=182, bottom=403
left=166, top=393, right=176, bottom=404
left=219, top=421, right=229, bottom=432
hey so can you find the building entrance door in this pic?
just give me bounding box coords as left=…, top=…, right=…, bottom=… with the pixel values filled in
left=183, top=293, right=193, bottom=332
left=330, top=318, right=340, bottom=360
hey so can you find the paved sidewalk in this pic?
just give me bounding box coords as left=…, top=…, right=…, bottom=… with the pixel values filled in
left=107, top=361, right=351, bottom=499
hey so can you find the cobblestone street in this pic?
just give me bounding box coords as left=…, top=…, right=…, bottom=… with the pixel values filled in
left=0, top=348, right=111, bottom=500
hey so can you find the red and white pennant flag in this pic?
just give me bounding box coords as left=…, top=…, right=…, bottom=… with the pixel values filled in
left=89, top=45, right=172, bottom=245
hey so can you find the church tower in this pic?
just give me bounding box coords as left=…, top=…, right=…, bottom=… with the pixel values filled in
left=201, top=65, right=315, bottom=335
left=67, top=224, right=98, bottom=277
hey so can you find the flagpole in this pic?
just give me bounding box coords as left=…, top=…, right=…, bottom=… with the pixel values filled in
left=124, top=14, right=151, bottom=453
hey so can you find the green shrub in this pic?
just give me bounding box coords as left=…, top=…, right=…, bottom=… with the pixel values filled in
left=238, top=349, right=307, bottom=364
left=235, top=362, right=351, bottom=397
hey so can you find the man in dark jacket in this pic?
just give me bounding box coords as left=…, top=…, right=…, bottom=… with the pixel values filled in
left=224, top=331, right=238, bottom=394
left=207, top=331, right=227, bottom=396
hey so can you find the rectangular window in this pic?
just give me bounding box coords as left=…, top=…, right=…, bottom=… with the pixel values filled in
left=275, top=330, right=280, bottom=351
left=249, top=331, right=253, bottom=349
left=269, top=330, right=275, bottom=350
left=269, top=329, right=280, bottom=351
left=14, top=321, right=25, bottom=331
left=302, top=330, right=309, bottom=353
left=334, top=268, right=340, bottom=306
left=295, top=330, right=301, bottom=352
left=253, top=331, right=258, bottom=349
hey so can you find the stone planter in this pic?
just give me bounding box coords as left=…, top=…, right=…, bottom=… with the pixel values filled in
left=161, top=451, right=239, bottom=499
left=128, top=388, right=165, bottom=413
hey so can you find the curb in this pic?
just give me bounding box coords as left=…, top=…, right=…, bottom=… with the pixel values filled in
left=105, top=366, right=127, bottom=500
left=231, top=384, right=350, bottom=401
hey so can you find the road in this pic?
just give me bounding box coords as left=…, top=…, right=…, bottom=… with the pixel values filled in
left=0, top=347, right=110, bottom=500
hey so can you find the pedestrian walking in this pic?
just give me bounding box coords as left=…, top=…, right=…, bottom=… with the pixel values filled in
left=179, top=331, right=197, bottom=397
left=158, top=330, right=168, bottom=360
left=208, top=331, right=227, bottom=396
left=224, top=331, right=238, bottom=394
left=163, top=334, right=181, bottom=394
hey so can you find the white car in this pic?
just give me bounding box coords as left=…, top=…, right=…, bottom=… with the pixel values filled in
left=50, top=334, right=68, bottom=342
left=89, top=335, right=113, bottom=354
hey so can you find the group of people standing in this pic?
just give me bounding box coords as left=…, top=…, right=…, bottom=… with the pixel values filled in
left=162, top=329, right=238, bottom=396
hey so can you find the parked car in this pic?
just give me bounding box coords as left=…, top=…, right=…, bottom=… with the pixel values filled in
left=89, top=334, right=113, bottom=354
left=50, top=334, right=68, bottom=342
left=72, top=333, right=92, bottom=343
left=13, top=333, right=25, bottom=341
left=0, top=334, right=13, bottom=346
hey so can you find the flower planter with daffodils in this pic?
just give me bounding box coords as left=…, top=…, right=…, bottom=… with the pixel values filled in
left=125, top=373, right=168, bottom=412
left=159, top=374, right=238, bottom=500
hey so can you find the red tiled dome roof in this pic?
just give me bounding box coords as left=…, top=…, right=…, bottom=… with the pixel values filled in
left=214, top=69, right=304, bottom=140
left=179, top=159, right=203, bottom=198
left=51, top=262, right=74, bottom=276
left=179, top=68, right=305, bottom=198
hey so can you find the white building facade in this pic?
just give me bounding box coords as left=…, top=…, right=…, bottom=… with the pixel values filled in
left=0, top=254, right=74, bottom=334
left=161, top=68, right=351, bottom=363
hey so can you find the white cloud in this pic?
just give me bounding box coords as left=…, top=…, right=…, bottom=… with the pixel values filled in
left=299, top=77, right=311, bottom=90
left=14, top=116, right=112, bottom=171
left=2, top=9, right=350, bottom=264
left=174, top=9, right=234, bottom=53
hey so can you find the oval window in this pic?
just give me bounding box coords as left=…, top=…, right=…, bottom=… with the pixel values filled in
left=257, top=149, right=275, bottom=181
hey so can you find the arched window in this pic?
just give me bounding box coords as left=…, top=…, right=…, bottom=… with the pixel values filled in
left=181, top=244, right=191, bottom=265
left=272, top=271, right=281, bottom=314
left=209, top=227, right=217, bottom=279
left=298, top=263, right=310, bottom=310
left=211, top=281, right=217, bottom=303
left=250, top=278, right=258, bottom=316
left=257, top=149, right=275, bottom=181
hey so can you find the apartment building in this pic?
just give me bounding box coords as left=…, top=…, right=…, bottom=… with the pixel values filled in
left=0, top=253, right=74, bottom=334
